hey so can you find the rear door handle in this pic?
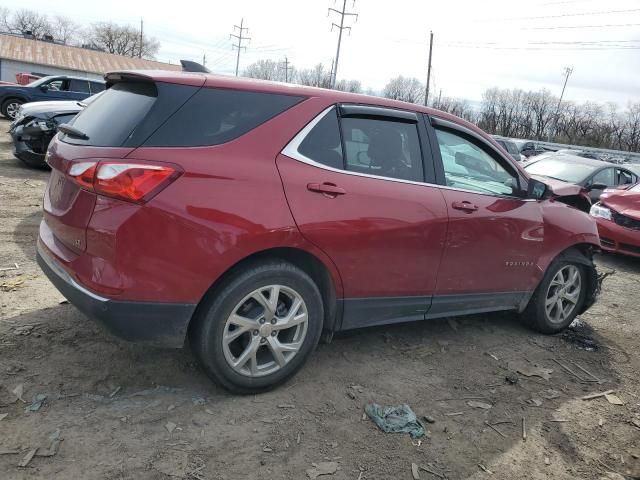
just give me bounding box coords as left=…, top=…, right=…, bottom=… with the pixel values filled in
left=307, top=182, right=346, bottom=197
left=451, top=201, right=479, bottom=212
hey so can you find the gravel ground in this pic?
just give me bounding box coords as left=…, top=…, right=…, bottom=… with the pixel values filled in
left=0, top=118, right=638, bottom=480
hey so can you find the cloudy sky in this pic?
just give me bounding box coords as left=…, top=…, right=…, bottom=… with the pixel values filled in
left=12, top=0, right=640, bottom=105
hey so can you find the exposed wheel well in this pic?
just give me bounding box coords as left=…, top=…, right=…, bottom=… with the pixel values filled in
left=189, top=248, right=339, bottom=336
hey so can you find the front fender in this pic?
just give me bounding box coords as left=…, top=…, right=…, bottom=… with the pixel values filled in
left=536, top=199, right=600, bottom=281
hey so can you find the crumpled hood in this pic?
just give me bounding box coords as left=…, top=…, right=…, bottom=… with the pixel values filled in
left=600, top=188, right=640, bottom=220
left=530, top=174, right=585, bottom=197
left=18, top=100, right=84, bottom=119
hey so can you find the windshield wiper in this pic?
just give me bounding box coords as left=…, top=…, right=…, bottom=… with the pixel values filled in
left=58, top=123, right=89, bottom=140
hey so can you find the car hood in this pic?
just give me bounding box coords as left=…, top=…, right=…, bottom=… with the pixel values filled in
left=600, top=188, right=640, bottom=220
left=18, top=100, right=84, bottom=118
left=530, top=174, right=585, bottom=197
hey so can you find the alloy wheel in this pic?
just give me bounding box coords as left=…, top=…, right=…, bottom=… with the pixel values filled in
left=545, top=265, right=582, bottom=324
left=222, top=285, right=308, bottom=377
left=6, top=102, right=20, bottom=119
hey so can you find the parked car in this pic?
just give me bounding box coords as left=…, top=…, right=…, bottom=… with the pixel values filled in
left=0, top=75, right=105, bottom=120
left=590, top=183, right=640, bottom=257
left=512, top=140, right=555, bottom=158
left=555, top=149, right=600, bottom=160
left=492, top=136, right=524, bottom=162
left=524, top=153, right=638, bottom=202
left=38, top=71, right=601, bottom=393
left=9, top=93, right=103, bottom=168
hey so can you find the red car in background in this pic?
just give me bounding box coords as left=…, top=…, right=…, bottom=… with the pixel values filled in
left=591, top=183, right=640, bottom=257
left=37, top=70, right=602, bottom=393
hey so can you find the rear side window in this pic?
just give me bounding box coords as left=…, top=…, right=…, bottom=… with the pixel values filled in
left=143, top=88, right=303, bottom=147
left=298, top=109, right=343, bottom=169
left=90, top=82, right=105, bottom=93
left=69, top=80, right=90, bottom=93
left=64, top=82, right=157, bottom=147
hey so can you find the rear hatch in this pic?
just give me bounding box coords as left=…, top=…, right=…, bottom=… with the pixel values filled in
left=42, top=74, right=204, bottom=256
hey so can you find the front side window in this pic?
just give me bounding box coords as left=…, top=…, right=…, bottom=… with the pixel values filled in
left=46, top=79, right=68, bottom=91
left=591, top=168, right=615, bottom=186
left=435, top=128, right=517, bottom=196
left=340, top=117, right=424, bottom=182
left=616, top=168, right=636, bottom=185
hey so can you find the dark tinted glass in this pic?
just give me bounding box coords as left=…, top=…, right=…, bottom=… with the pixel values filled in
left=63, top=82, right=157, bottom=146
left=298, top=109, right=343, bottom=169
left=90, top=82, right=105, bottom=93
left=69, top=80, right=90, bottom=93
left=341, top=117, right=424, bottom=182
left=144, top=88, right=303, bottom=147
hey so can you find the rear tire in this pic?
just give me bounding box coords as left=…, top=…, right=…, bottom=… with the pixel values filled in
left=1, top=98, right=23, bottom=119
left=189, top=260, right=324, bottom=394
left=521, top=254, right=587, bottom=334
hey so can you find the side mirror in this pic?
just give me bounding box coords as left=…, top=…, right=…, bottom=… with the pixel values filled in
left=587, top=183, right=607, bottom=192
left=527, top=178, right=548, bottom=200
left=39, top=84, right=49, bottom=92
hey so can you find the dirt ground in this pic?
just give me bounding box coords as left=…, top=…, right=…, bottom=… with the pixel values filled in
left=0, top=118, right=639, bottom=480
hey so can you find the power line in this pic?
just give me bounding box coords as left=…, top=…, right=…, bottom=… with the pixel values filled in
left=526, top=22, right=640, bottom=30
left=230, top=18, right=251, bottom=76
left=480, top=7, right=640, bottom=23
left=328, top=0, right=358, bottom=88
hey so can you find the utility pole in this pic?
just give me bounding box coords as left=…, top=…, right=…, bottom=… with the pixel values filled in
left=279, top=56, right=292, bottom=83
left=230, top=18, right=250, bottom=77
left=202, top=54, right=206, bottom=68
left=328, top=0, right=358, bottom=88
left=139, top=18, right=143, bottom=58
left=424, top=31, right=433, bottom=106
left=551, top=66, right=573, bottom=140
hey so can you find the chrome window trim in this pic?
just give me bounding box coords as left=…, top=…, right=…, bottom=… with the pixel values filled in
left=281, top=106, right=537, bottom=201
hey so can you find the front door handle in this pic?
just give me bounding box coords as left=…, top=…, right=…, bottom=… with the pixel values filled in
left=451, top=201, right=479, bottom=212
left=307, top=182, right=346, bottom=197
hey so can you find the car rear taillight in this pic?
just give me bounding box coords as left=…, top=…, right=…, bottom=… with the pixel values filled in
left=67, top=160, right=179, bottom=204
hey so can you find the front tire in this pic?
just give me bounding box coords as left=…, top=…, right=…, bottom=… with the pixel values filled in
left=2, top=98, right=23, bottom=119
left=190, top=261, right=324, bottom=394
left=521, top=256, right=587, bottom=334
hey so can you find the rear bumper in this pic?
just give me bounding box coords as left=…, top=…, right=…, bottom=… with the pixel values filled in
left=37, top=240, right=196, bottom=348
left=596, top=218, right=640, bottom=258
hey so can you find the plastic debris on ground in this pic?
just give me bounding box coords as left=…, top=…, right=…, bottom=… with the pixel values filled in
left=365, top=403, right=425, bottom=439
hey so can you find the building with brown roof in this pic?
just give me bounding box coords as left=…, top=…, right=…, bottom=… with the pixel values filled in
left=0, top=33, right=180, bottom=83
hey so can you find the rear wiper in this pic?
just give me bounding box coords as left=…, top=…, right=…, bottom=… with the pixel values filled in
left=58, top=123, right=89, bottom=140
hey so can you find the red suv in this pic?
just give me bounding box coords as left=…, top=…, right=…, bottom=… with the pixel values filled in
left=38, top=71, right=601, bottom=393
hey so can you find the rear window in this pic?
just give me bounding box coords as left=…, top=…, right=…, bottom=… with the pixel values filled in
left=64, top=82, right=158, bottom=147
left=63, top=82, right=303, bottom=148
left=143, top=88, right=303, bottom=147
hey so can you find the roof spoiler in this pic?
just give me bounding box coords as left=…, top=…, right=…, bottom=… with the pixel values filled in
left=180, top=60, right=210, bottom=73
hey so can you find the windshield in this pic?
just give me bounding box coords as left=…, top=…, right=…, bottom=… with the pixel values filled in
left=630, top=183, right=640, bottom=193
left=524, top=157, right=599, bottom=183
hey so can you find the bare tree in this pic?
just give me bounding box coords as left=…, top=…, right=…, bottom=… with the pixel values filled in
left=51, top=15, right=80, bottom=45
left=297, top=63, right=332, bottom=88
left=88, top=22, right=159, bottom=59
left=335, top=79, right=362, bottom=94
left=6, top=8, right=50, bottom=37
left=382, top=76, right=424, bottom=104
left=243, top=59, right=284, bottom=81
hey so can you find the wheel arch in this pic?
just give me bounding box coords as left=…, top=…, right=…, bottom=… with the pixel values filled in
left=188, top=246, right=342, bottom=337
left=1, top=96, right=27, bottom=116
left=522, top=241, right=600, bottom=313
